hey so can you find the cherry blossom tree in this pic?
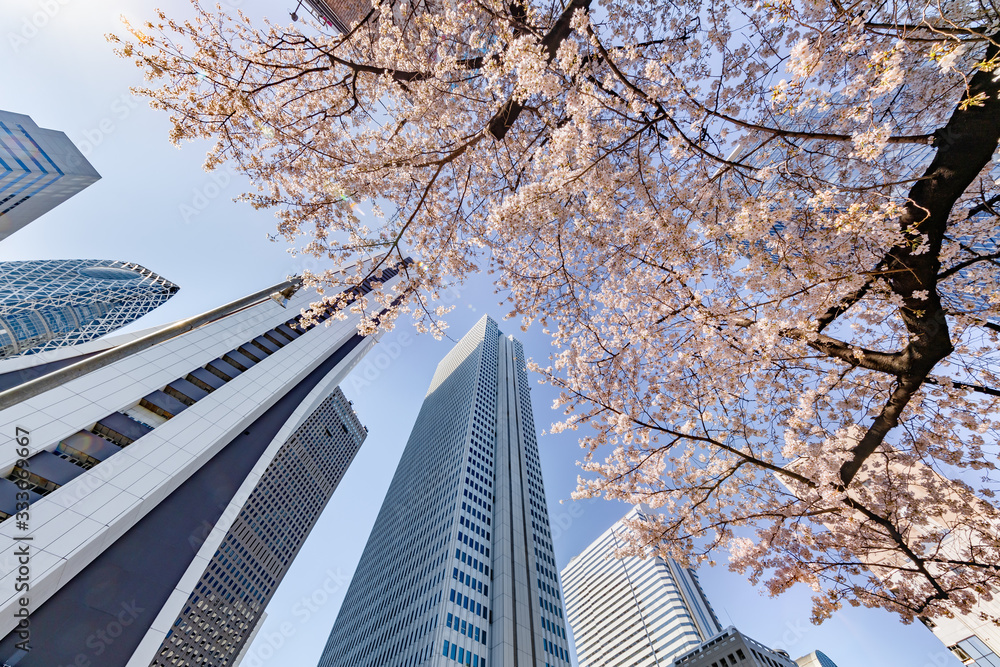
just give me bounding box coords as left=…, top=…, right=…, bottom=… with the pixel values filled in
left=112, top=0, right=1000, bottom=625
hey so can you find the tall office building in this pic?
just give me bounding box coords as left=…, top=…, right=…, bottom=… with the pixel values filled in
left=0, top=264, right=405, bottom=666
left=561, top=506, right=723, bottom=667
left=0, top=258, right=179, bottom=358
left=317, top=314, right=572, bottom=667
left=0, top=110, right=101, bottom=239
left=149, top=386, right=368, bottom=667
left=297, top=0, right=370, bottom=33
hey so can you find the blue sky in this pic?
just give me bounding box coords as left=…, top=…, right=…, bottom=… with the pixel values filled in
left=0, top=1, right=964, bottom=665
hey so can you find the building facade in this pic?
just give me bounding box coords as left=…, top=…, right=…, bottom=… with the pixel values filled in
left=0, top=110, right=100, bottom=240
left=944, top=637, right=1000, bottom=667
left=0, top=266, right=403, bottom=666
left=149, top=386, right=367, bottom=666
left=299, top=0, right=370, bottom=33
left=0, top=258, right=179, bottom=358
left=561, top=506, right=723, bottom=667
left=670, top=627, right=798, bottom=667
left=316, top=314, right=572, bottom=667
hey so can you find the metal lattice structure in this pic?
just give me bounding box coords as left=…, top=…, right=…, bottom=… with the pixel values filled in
left=0, top=259, right=179, bottom=358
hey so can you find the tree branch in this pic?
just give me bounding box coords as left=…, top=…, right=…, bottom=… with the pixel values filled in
left=839, top=33, right=1000, bottom=486
left=926, top=375, right=1000, bottom=397
left=487, top=0, right=593, bottom=140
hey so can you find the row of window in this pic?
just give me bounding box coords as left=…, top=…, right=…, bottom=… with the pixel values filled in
left=537, top=577, right=560, bottom=601
left=459, top=513, right=490, bottom=539
left=463, top=500, right=490, bottom=526
left=541, top=595, right=564, bottom=619
left=543, top=636, right=569, bottom=661
left=450, top=588, right=488, bottom=620
left=445, top=612, right=487, bottom=644
left=442, top=640, right=487, bottom=667
left=465, top=474, right=492, bottom=503
left=469, top=440, right=493, bottom=468
left=467, top=463, right=492, bottom=488
left=455, top=548, right=490, bottom=576
left=541, top=615, right=567, bottom=640
left=462, top=485, right=492, bottom=514
left=0, top=193, right=30, bottom=216
left=462, top=477, right=493, bottom=513
left=453, top=567, right=488, bottom=595
left=458, top=528, right=490, bottom=557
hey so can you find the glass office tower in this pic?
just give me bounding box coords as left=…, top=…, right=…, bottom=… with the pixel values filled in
left=0, top=109, right=100, bottom=239
left=150, top=386, right=368, bottom=666
left=317, top=314, right=572, bottom=667
left=0, top=258, right=179, bottom=358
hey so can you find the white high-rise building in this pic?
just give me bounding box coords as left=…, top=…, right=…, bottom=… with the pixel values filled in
left=561, top=506, right=723, bottom=667
left=316, top=314, right=572, bottom=667
left=0, top=110, right=100, bottom=240
left=0, top=264, right=406, bottom=666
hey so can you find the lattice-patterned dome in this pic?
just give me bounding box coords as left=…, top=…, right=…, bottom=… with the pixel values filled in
left=0, top=259, right=179, bottom=358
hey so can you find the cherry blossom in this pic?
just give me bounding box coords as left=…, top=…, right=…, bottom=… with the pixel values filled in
left=112, top=0, right=1000, bottom=624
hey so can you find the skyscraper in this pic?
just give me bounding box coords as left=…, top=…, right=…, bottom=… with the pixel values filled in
left=0, top=110, right=101, bottom=240
left=149, top=386, right=368, bottom=667
left=560, top=506, right=723, bottom=667
left=317, top=314, right=572, bottom=667
left=0, top=264, right=405, bottom=666
left=0, top=258, right=179, bottom=358
left=297, top=0, right=370, bottom=33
